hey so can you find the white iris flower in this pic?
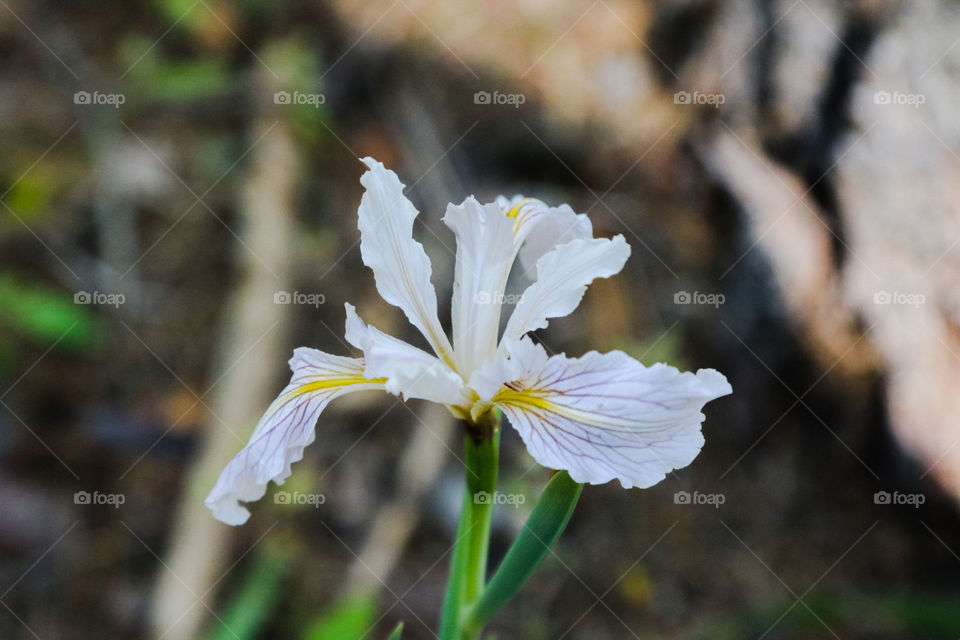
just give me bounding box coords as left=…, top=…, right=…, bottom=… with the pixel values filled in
left=206, top=158, right=731, bottom=525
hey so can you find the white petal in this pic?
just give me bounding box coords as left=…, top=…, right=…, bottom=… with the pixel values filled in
left=358, top=158, right=454, bottom=365
left=205, top=348, right=385, bottom=525
left=444, top=197, right=517, bottom=374
left=500, top=235, right=631, bottom=347
left=515, top=205, right=592, bottom=277
left=345, top=303, right=467, bottom=405
left=488, top=338, right=731, bottom=488
left=495, top=196, right=593, bottom=276
left=469, top=336, right=548, bottom=400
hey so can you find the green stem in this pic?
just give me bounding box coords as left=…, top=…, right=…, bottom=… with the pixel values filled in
left=463, top=417, right=499, bottom=605
left=438, top=485, right=473, bottom=640
left=462, top=471, right=582, bottom=637
left=438, top=413, right=500, bottom=640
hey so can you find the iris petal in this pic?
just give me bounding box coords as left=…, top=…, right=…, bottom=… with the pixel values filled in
left=486, top=338, right=731, bottom=488
left=500, top=235, right=631, bottom=348
left=444, top=197, right=517, bottom=375
left=205, top=348, right=385, bottom=525
left=345, top=303, right=467, bottom=405
left=358, top=158, right=454, bottom=366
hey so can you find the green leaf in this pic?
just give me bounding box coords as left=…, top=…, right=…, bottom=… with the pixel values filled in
left=207, top=549, right=290, bottom=640
left=123, top=55, right=233, bottom=102
left=462, top=471, right=582, bottom=636
left=151, top=0, right=210, bottom=38
left=0, top=277, right=97, bottom=349
left=3, top=164, right=57, bottom=219
left=386, top=622, right=403, bottom=640
left=302, top=594, right=376, bottom=640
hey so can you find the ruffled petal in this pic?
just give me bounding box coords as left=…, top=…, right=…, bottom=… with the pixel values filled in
left=500, top=235, right=631, bottom=347
left=205, top=348, right=386, bottom=525
left=496, top=196, right=593, bottom=276
left=486, top=338, right=731, bottom=488
left=344, top=303, right=467, bottom=405
left=358, top=158, right=454, bottom=366
left=444, top=197, right=517, bottom=374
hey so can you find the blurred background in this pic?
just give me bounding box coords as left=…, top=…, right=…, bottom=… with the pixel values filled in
left=2, top=0, right=960, bottom=638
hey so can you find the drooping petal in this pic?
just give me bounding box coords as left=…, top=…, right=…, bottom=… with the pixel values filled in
left=500, top=235, right=631, bottom=348
left=358, top=158, right=454, bottom=366
left=444, top=197, right=517, bottom=374
left=482, top=338, right=731, bottom=488
left=205, top=348, right=386, bottom=525
left=344, top=303, right=467, bottom=406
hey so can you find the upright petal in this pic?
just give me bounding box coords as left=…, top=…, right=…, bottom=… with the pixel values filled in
left=345, top=303, right=467, bottom=406
left=495, top=196, right=593, bottom=275
left=497, top=196, right=593, bottom=277
left=483, top=338, right=731, bottom=488
left=205, top=348, right=386, bottom=525
left=358, top=158, right=454, bottom=366
left=500, top=235, right=631, bottom=347
left=444, top=197, right=517, bottom=375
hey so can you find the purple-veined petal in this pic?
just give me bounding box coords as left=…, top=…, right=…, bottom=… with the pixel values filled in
left=344, top=303, right=467, bottom=405
left=358, top=158, right=455, bottom=366
left=205, top=348, right=385, bottom=525
left=500, top=235, right=631, bottom=348
left=487, top=338, right=731, bottom=488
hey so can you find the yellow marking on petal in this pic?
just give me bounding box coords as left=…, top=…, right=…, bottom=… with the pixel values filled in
left=282, top=376, right=387, bottom=401
left=492, top=386, right=553, bottom=412
left=494, top=385, right=636, bottom=431
left=504, top=198, right=548, bottom=237
left=506, top=199, right=532, bottom=218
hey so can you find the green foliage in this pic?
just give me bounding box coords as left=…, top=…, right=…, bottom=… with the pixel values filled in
left=4, top=165, right=58, bottom=221
left=260, top=38, right=331, bottom=141
left=207, top=549, right=290, bottom=640
left=0, top=276, right=97, bottom=349
left=624, top=328, right=686, bottom=370
left=118, top=35, right=233, bottom=103
left=461, top=471, right=582, bottom=637
left=301, top=594, right=377, bottom=640
left=151, top=0, right=209, bottom=39
left=386, top=622, right=403, bottom=640
left=681, top=591, right=960, bottom=639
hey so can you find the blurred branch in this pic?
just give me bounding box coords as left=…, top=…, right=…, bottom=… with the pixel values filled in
left=343, top=402, right=455, bottom=594
left=701, top=129, right=877, bottom=376
left=148, top=62, right=300, bottom=640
